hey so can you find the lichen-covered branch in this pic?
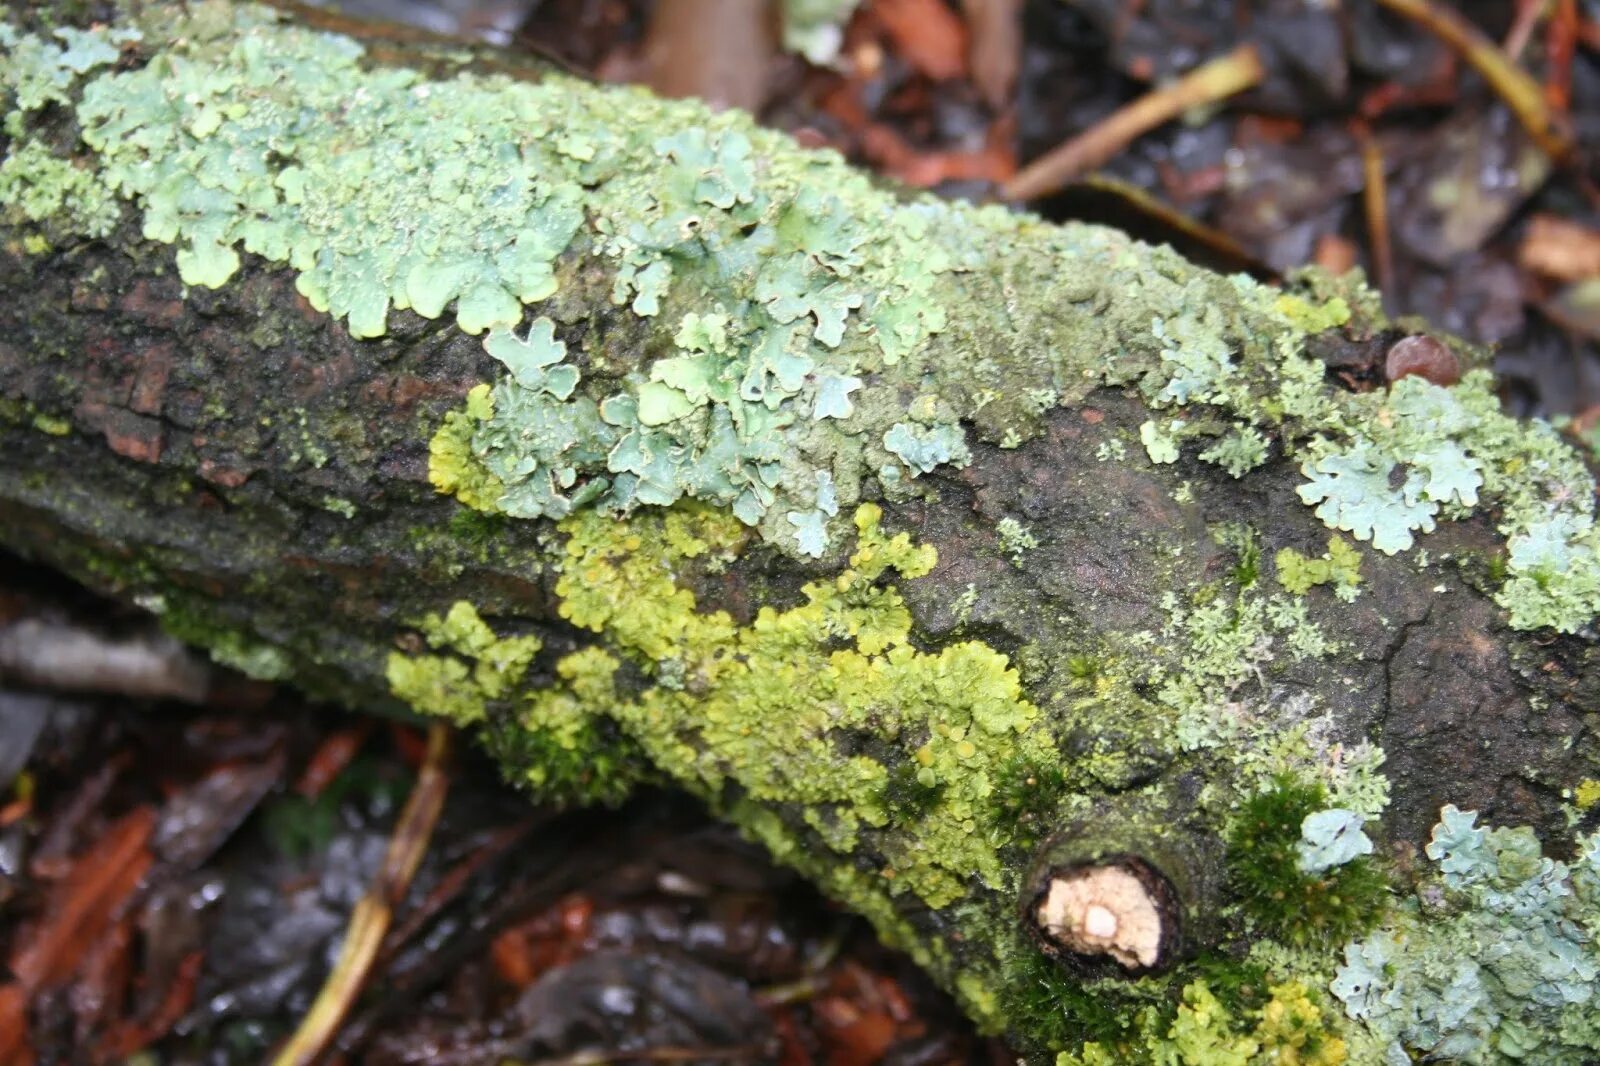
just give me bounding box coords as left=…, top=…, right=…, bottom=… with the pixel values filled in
left=2, top=3, right=1599, bottom=1061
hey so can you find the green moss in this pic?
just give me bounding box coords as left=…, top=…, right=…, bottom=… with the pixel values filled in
left=146, top=590, right=294, bottom=681
left=1002, top=947, right=1143, bottom=1052
left=990, top=754, right=1070, bottom=854
left=1226, top=777, right=1388, bottom=949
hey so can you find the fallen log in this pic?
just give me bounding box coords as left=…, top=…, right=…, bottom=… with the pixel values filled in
left=2, top=2, right=1598, bottom=1060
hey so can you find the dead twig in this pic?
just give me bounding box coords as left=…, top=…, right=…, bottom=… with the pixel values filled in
left=1002, top=44, right=1265, bottom=202
left=1354, top=123, right=1396, bottom=301
left=1503, top=0, right=1546, bottom=61
left=1546, top=0, right=1577, bottom=113
left=272, top=723, right=453, bottom=1066
left=1371, top=0, right=1575, bottom=165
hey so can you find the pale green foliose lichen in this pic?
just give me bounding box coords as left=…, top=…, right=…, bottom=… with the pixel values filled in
left=0, top=23, right=132, bottom=247
left=0, top=0, right=1003, bottom=543
left=996, top=516, right=1037, bottom=563
left=0, top=22, right=139, bottom=123
left=1141, top=305, right=1600, bottom=631
left=1140, top=419, right=1181, bottom=465
left=1295, top=809, right=1372, bottom=874
left=7, top=5, right=1597, bottom=628
left=1331, top=807, right=1600, bottom=1064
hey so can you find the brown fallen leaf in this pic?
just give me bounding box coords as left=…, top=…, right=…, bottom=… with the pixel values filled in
left=872, top=0, right=967, bottom=81
left=10, top=805, right=155, bottom=992
left=96, top=950, right=204, bottom=1062
left=0, top=983, right=34, bottom=1066
left=1519, top=213, right=1600, bottom=281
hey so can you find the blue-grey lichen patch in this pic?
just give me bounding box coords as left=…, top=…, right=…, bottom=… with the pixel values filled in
left=781, top=0, right=863, bottom=64
left=1139, top=297, right=1600, bottom=632
left=1332, top=806, right=1600, bottom=1064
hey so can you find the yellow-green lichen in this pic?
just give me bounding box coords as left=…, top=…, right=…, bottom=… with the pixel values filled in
left=387, top=601, right=641, bottom=801
left=385, top=601, right=541, bottom=726
left=0, top=140, right=120, bottom=246
left=427, top=383, right=504, bottom=513
left=533, top=502, right=1054, bottom=911
left=1273, top=293, right=1351, bottom=336
left=1275, top=536, right=1363, bottom=602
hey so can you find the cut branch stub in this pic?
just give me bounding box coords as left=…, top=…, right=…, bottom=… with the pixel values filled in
left=1019, top=795, right=1226, bottom=977
left=1023, top=855, right=1182, bottom=974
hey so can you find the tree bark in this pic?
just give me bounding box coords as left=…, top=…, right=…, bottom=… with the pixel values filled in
left=2, top=2, right=1597, bottom=1059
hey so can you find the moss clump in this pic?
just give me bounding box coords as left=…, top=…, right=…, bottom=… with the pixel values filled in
left=1000, top=946, right=1142, bottom=1053
left=1226, top=777, right=1388, bottom=948
left=1052, top=978, right=1348, bottom=1066
left=990, top=754, right=1071, bottom=854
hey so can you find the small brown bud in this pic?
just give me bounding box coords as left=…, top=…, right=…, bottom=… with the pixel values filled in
left=1385, top=335, right=1460, bottom=387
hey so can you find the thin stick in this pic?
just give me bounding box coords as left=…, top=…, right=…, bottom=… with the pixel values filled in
left=1546, top=0, right=1577, bottom=113
left=1371, top=0, right=1574, bottom=164
left=1503, top=0, right=1546, bottom=61
left=272, top=723, right=453, bottom=1066
left=1001, top=44, right=1265, bottom=202
left=1354, top=123, right=1395, bottom=302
